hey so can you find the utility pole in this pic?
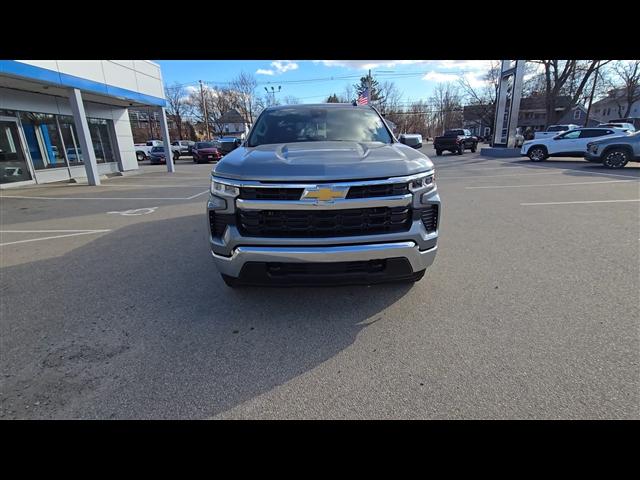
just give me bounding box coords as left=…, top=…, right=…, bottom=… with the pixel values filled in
left=367, top=69, right=372, bottom=104
left=584, top=61, right=600, bottom=127
left=264, top=85, right=282, bottom=106
left=199, top=80, right=210, bottom=140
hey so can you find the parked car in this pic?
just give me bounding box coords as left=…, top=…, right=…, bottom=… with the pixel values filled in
left=217, top=137, right=242, bottom=155
left=433, top=129, right=478, bottom=155
left=148, top=145, right=180, bottom=164
left=208, top=103, right=440, bottom=287
left=533, top=124, right=581, bottom=140
left=521, top=127, right=627, bottom=161
left=171, top=140, right=195, bottom=156
left=597, top=122, right=636, bottom=132
left=191, top=141, right=222, bottom=164
left=134, top=140, right=162, bottom=162
left=398, top=133, right=423, bottom=149
left=585, top=129, right=640, bottom=168
left=608, top=117, right=640, bottom=130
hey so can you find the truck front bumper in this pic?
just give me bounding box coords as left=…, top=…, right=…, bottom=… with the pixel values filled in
left=211, top=241, right=437, bottom=279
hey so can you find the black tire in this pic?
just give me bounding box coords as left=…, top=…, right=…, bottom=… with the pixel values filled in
left=221, top=274, right=239, bottom=288
left=471, top=143, right=477, bottom=153
left=136, top=151, right=146, bottom=162
left=193, top=156, right=197, bottom=163
left=527, top=146, right=548, bottom=162
left=602, top=148, right=630, bottom=169
left=457, top=144, right=464, bottom=155
left=173, top=153, right=179, bottom=162
left=435, top=150, right=442, bottom=156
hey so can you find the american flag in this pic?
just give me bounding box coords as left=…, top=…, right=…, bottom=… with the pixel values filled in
left=356, top=88, right=369, bottom=105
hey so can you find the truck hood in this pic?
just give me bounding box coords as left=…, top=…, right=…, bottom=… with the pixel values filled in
left=212, top=141, right=433, bottom=182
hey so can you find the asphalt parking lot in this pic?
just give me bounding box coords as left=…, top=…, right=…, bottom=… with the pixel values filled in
left=1, top=147, right=638, bottom=419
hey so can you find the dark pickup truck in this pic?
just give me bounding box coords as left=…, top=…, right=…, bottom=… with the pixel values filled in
left=433, top=129, right=478, bottom=156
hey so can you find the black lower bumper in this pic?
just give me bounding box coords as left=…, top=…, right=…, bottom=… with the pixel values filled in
left=225, top=257, right=422, bottom=286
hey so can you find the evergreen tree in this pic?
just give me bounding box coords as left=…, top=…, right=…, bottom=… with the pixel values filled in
left=354, top=74, right=385, bottom=104
left=326, top=93, right=340, bottom=103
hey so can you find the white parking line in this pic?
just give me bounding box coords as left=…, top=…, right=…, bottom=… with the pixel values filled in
left=439, top=171, right=575, bottom=180
left=466, top=180, right=638, bottom=189
left=0, top=229, right=111, bottom=246
left=521, top=199, right=640, bottom=206
left=0, top=190, right=209, bottom=201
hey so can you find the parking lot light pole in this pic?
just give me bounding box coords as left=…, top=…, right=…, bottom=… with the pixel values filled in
left=158, top=107, right=175, bottom=173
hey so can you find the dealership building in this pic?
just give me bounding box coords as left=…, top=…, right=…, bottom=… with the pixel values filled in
left=0, top=60, right=171, bottom=188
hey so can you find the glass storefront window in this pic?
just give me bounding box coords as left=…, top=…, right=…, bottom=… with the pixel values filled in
left=0, top=119, right=33, bottom=184
left=87, top=118, right=115, bottom=164
left=57, top=115, right=83, bottom=166
left=19, top=112, right=69, bottom=170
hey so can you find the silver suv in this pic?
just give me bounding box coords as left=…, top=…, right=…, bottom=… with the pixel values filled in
left=206, top=104, right=440, bottom=287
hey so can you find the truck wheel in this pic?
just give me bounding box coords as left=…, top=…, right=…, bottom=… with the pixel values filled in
left=528, top=146, right=548, bottom=162
left=436, top=150, right=442, bottom=156
left=221, top=274, right=239, bottom=288
left=173, top=152, right=180, bottom=162
left=136, top=151, right=146, bottom=162
left=457, top=145, right=464, bottom=155
left=471, top=143, right=477, bottom=153
left=602, top=148, right=629, bottom=169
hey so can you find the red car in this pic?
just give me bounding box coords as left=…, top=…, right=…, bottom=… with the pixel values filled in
left=192, top=141, right=222, bottom=164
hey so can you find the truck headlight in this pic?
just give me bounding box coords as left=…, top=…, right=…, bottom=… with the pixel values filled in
left=211, top=178, right=240, bottom=197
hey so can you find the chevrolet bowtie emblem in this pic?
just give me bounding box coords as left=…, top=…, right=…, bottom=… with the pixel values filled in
left=301, top=186, right=348, bottom=202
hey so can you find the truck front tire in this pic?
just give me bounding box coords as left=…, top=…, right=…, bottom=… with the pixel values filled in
left=436, top=150, right=442, bottom=156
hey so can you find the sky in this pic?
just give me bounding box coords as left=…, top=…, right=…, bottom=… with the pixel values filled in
left=155, top=60, right=497, bottom=104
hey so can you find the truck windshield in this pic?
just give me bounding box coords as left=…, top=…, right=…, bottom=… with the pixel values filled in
left=547, top=126, right=568, bottom=132
left=247, top=107, right=393, bottom=147
left=443, top=130, right=464, bottom=136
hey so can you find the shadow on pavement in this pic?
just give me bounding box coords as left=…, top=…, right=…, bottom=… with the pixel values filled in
left=0, top=214, right=412, bottom=419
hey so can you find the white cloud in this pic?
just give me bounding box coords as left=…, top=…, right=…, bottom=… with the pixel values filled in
left=272, top=61, right=298, bottom=73
left=315, top=60, right=429, bottom=70
left=256, top=61, right=299, bottom=76
left=422, top=71, right=460, bottom=83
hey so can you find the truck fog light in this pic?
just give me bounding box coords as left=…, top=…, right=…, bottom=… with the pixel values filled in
left=208, top=195, right=227, bottom=210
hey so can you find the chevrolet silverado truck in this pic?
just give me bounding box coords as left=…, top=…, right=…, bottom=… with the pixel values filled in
left=207, top=104, right=440, bottom=287
left=433, top=129, right=477, bottom=156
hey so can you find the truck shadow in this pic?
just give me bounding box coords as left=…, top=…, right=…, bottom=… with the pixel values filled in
left=1, top=214, right=413, bottom=419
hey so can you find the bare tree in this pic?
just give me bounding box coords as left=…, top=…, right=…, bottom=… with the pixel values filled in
left=430, top=83, right=463, bottom=134
left=608, top=60, right=640, bottom=117
left=164, top=83, right=188, bottom=140
left=282, top=95, right=300, bottom=105
left=377, top=81, right=402, bottom=115
left=229, top=72, right=259, bottom=125
left=530, top=60, right=611, bottom=125
left=458, top=61, right=501, bottom=134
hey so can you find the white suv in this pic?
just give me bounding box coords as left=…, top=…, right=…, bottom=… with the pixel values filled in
left=521, top=127, right=627, bottom=161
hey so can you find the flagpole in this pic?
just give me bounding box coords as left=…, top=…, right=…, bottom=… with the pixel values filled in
left=367, top=69, right=372, bottom=104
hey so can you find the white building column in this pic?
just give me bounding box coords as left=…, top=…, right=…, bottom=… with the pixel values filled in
left=158, top=107, right=175, bottom=173
left=68, top=88, right=100, bottom=185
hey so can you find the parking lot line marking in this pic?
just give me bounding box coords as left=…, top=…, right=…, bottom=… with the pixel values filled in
left=186, top=190, right=210, bottom=199
left=466, top=180, right=638, bottom=189
left=1, top=229, right=107, bottom=233
left=491, top=163, right=639, bottom=179
left=0, top=229, right=111, bottom=246
left=439, top=171, right=575, bottom=180
left=0, top=195, right=202, bottom=201
left=521, top=199, right=640, bottom=206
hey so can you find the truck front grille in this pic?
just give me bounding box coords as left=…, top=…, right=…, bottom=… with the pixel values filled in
left=346, top=183, right=409, bottom=198
left=240, top=187, right=303, bottom=200
left=238, top=206, right=412, bottom=238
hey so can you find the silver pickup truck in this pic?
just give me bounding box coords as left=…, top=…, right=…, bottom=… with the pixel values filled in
left=206, top=104, right=440, bottom=287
